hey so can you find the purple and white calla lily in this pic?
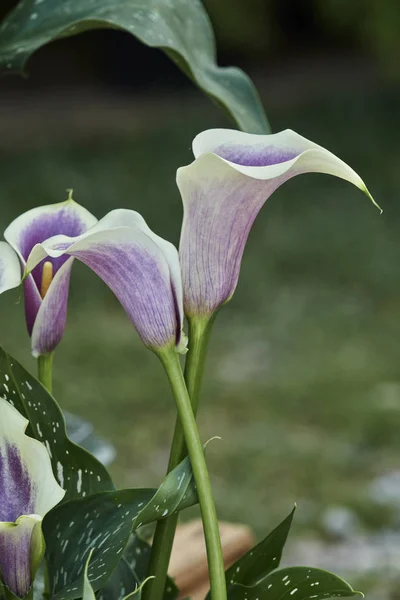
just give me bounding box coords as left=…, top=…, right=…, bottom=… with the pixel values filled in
left=177, top=128, right=380, bottom=317
left=25, top=209, right=187, bottom=354
left=0, top=197, right=97, bottom=357
left=0, top=398, right=65, bottom=598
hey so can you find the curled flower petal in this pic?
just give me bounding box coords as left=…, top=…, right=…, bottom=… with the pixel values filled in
left=31, top=258, right=74, bottom=358
left=3, top=198, right=97, bottom=354
left=25, top=210, right=186, bottom=353
left=178, top=128, right=379, bottom=316
left=0, top=398, right=65, bottom=596
left=0, top=516, right=43, bottom=598
left=0, top=242, right=21, bottom=295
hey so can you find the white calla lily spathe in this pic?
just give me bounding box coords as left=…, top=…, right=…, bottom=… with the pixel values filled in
left=0, top=242, right=21, bottom=295
left=0, top=398, right=65, bottom=598
left=177, top=128, right=380, bottom=317
left=0, top=197, right=97, bottom=357
left=24, top=209, right=187, bottom=354
left=0, top=200, right=186, bottom=357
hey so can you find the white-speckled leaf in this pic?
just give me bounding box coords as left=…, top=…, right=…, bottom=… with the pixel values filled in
left=82, top=552, right=96, bottom=600
left=222, top=507, right=295, bottom=595
left=96, top=556, right=141, bottom=600
left=134, top=454, right=196, bottom=525
left=227, top=567, right=362, bottom=600
left=97, top=534, right=178, bottom=600
left=0, top=346, right=114, bottom=501
left=0, top=0, right=269, bottom=134
left=43, top=454, right=197, bottom=600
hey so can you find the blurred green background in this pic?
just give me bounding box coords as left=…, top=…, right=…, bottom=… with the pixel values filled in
left=1, top=0, right=400, bottom=596
left=205, top=0, right=400, bottom=69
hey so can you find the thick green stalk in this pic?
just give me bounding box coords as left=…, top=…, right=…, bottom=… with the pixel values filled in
left=157, top=345, right=226, bottom=600
left=143, top=317, right=213, bottom=600
left=37, top=351, right=54, bottom=599
left=37, top=351, right=54, bottom=394
left=170, top=317, right=215, bottom=468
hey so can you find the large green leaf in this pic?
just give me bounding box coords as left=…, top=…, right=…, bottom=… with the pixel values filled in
left=91, top=456, right=193, bottom=600
left=216, top=509, right=360, bottom=600
left=124, top=534, right=178, bottom=600
left=83, top=550, right=154, bottom=600
left=82, top=552, right=96, bottom=600
left=224, top=507, right=295, bottom=593
left=0, top=346, right=114, bottom=500
left=96, top=556, right=141, bottom=600
left=43, top=452, right=197, bottom=600
left=135, top=454, right=197, bottom=526
left=228, top=567, right=362, bottom=600
left=98, top=535, right=178, bottom=600
left=123, top=534, right=153, bottom=583
left=0, top=0, right=269, bottom=134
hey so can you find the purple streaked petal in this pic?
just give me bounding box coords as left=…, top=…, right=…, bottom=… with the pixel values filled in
left=23, top=275, right=42, bottom=337
left=178, top=154, right=280, bottom=315
left=178, top=129, right=379, bottom=316
left=0, top=242, right=21, bottom=295
left=0, top=515, right=43, bottom=598
left=31, top=258, right=74, bottom=357
left=25, top=210, right=186, bottom=353
left=4, top=199, right=97, bottom=341
left=0, top=400, right=64, bottom=597
left=0, top=441, right=36, bottom=522
left=4, top=198, right=97, bottom=270
left=0, top=398, right=65, bottom=519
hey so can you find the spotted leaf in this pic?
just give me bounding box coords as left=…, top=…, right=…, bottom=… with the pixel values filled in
left=0, top=0, right=269, bottom=134
left=134, top=454, right=197, bottom=526
left=0, top=346, right=114, bottom=501
left=98, top=534, right=179, bottom=600
left=222, top=507, right=295, bottom=595
left=209, top=508, right=360, bottom=600
left=96, top=556, right=141, bottom=600
left=43, top=452, right=197, bottom=600
left=227, top=567, right=362, bottom=600
left=82, top=551, right=96, bottom=600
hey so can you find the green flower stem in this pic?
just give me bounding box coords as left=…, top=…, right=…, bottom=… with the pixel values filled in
left=157, top=334, right=225, bottom=600
left=170, top=317, right=215, bottom=469
left=37, top=351, right=54, bottom=598
left=143, top=317, right=214, bottom=600
left=37, top=351, right=54, bottom=393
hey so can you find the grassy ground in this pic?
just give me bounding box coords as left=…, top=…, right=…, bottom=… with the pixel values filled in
left=1, top=80, right=400, bottom=565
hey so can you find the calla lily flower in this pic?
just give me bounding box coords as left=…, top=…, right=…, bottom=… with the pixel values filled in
left=0, top=197, right=97, bottom=357
left=25, top=209, right=187, bottom=354
left=0, top=398, right=65, bottom=597
left=177, top=128, right=380, bottom=317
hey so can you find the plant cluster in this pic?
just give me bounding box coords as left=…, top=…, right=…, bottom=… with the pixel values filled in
left=0, top=2, right=381, bottom=600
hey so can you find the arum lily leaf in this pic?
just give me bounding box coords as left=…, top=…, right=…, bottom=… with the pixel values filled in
left=97, top=535, right=178, bottom=600
left=82, top=552, right=96, bottom=600
left=0, top=346, right=113, bottom=500
left=97, top=557, right=141, bottom=600
left=135, top=455, right=196, bottom=525
left=43, top=453, right=197, bottom=600
left=215, top=509, right=360, bottom=600
left=227, top=567, right=362, bottom=600
left=123, top=534, right=152, bottom=580
left=0, top=0, right=269, bottom=134
left=124, top=534, right=178, bottom=600
left=224, top=507, right=295, bottom=593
